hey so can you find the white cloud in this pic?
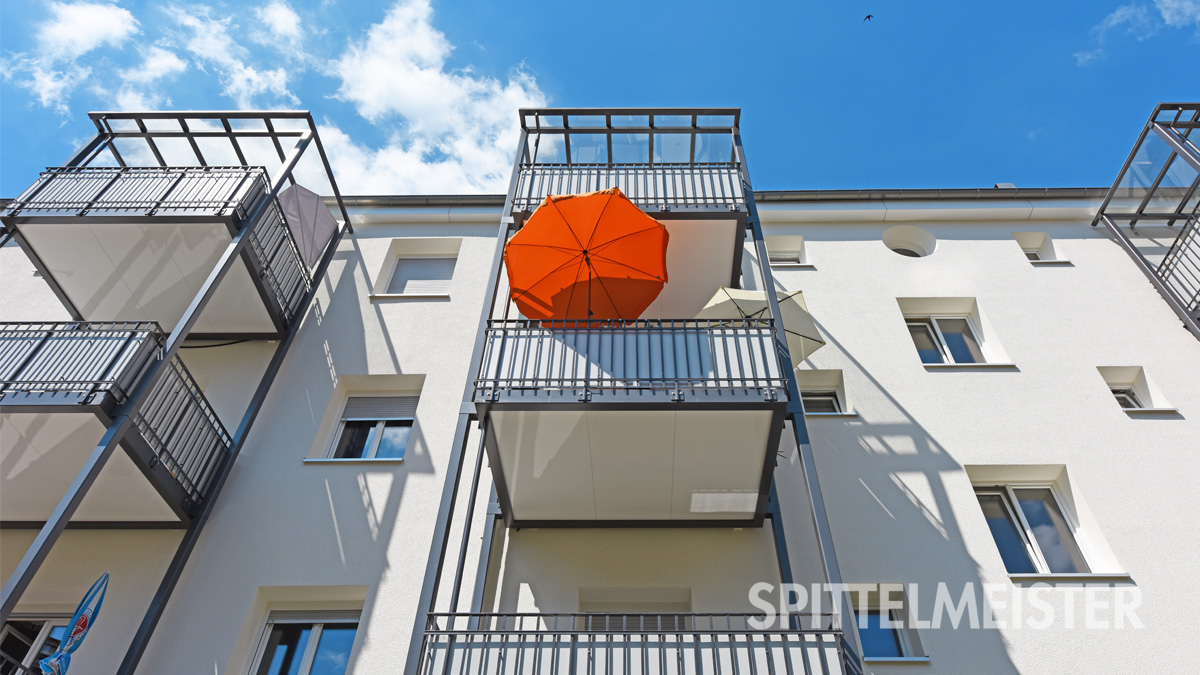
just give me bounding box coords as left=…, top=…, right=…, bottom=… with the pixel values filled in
left=167, top=4, right=297, bottom=109
left=1077, top=1, right=1200, bottom=65
left=37, top=1, right=140, bottom=61
left=2, top=1, right=141, bottom=113
left=331, top=0, right=546, bottom=193
left=253, top=0, right=305, bottom=57
left=119, top=46, right=187, bottom=85
left=1154, top=0, right=1200, bottom=26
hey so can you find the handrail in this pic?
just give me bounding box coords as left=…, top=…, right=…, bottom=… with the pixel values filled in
left=476, top=319, right=787, bottom=397
left=4, top=166, right=266, bottom=219
left=513, top=162, right=744, bottom=212
left=420, top=612, right=858, bottom=675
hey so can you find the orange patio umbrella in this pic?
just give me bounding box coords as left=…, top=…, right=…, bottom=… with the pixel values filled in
left=504, top=188, right=669, bottom=321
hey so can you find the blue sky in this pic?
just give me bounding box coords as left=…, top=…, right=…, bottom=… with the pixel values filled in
left=1, top=0, right=1198, bottom=196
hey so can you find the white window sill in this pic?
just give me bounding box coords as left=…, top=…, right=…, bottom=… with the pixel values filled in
left=1008, top=572, right=1134, bottom=584
left=1029, top=259, right=1073, bottom=266
left=303, top=458, right=406, bottom=464
left=369, top=293, right=451, bottom=301
left=804, top=411, right=859, bottom=417
left=923, top=362, right=1017, bottom=370
left=863, top=656, right=930, bottom=664
left=1121, top=407, right=1179, bottom=415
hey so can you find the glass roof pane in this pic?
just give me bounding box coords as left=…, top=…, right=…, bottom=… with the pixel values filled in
left=569, top=134, right=607, bottom=163
left=531, top=134, right=565, bottom=163
left=693, top=133, right=732, bottom=162
left=1112, top=133, right=1198, bottom=215
left=566, top=115, right=606, bottom=129
left=653, top=133, right=690, bottom=163
left=534, top=115, right=564, bottom=129
left=652, top=115, right=692, bottom=128
left=696, top=114, right=736, bottom=128
left=610, top=115, right=648, bottom=128
left=610, top=133, right=649, bottom=163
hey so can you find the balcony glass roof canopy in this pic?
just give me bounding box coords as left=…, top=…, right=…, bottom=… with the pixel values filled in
left=1096, top=103, right=1200, bottom=228
left=520, top=108, right=740, bottom=167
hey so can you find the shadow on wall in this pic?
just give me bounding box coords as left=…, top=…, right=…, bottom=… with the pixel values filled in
left=795, top=316, right=1022, bottom=674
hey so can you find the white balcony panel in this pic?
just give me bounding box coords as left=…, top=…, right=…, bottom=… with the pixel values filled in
left=17, top=220, right=277, bottom=334
left=639, top=219, right=738, bottom=319
left=0, top=412, right=178, bottom=521
left=490, top=409, right=771, bottom=522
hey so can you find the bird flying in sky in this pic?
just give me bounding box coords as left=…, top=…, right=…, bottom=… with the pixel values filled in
left=864, top=14, right=874, bottom=21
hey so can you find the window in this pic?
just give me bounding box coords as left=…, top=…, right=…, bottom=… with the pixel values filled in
left=856, top=610, right=906, bottom=658
left=849, top=585, right=923, bottom=660
left=974, top=486, right=1091, bottom=574
left=765, top=235, right=808, bottom=267
left=371, top=238, right=462, bottom=299
left=1110, top=387, right=1142, bottom=409
left=905, top=317, right=984, bottom=364
left=329, top=396, right=417, bottom=460
left=1, top=618, right=67, bottom=674
left=1022, top=248, right=1043, bottom=261
left=1012, top=232, right=1062, bottom=263
left=250, top=612, right=359, bottom=675
left=801, top=391, right=841, bottom=414
left=1097, top=366, right=1172, bottom=412
left=385, top=257, right=455, bottom=295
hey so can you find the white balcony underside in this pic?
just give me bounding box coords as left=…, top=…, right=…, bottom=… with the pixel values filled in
left=491, top=409, right=773, bottom=522
left=0, top=412, right=177, bottom=522
left=18, top=220, right=277, bottom=334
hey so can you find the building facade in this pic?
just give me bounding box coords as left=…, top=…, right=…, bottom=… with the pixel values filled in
left=1, top=105, right=1198, bottom=675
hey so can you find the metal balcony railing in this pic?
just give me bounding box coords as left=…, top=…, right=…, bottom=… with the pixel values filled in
left=4, top=166, right=267, bottom=219
left=1156, top=216, right=1200, bottom=318
left=130, top=356, right=232, bottom=504
left=0, top=321, right=160, bottom=404
left=475, top=319, right=787, bottom=401
left=513, top=163, right=745, bottom=213
left=419, top=613, right=860, bottom=675
left=248, top=199, right=312, bottom=322
left=0, top=321, right=232, bottom=506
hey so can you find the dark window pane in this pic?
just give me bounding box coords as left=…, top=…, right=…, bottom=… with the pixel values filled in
left=255, top=624, right=312, bottom=675
left=801, top=394, right=840, bottom=413
left=1, top=621, right=42, bottom=675
left=375, top=421, right=412, bottom=459
left=309, top=623, right=358, bottom=675
left=907, top=323, right=944, bottom=364
left=333, top=421, right=375, bottom=459
left=935, top=318, right=984, bottom=364
left=1014, top=489, right=1089, bottom=574
left=892, top=247, right=922, bottom=257
left=856, top=611, right=904, bottom=658
left=1024, top=250, right=1041, bottom=261
left=977, top=494, right=1038, bottom=574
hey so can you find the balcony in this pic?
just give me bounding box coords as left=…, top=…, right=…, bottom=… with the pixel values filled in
left=418, top=613, right=860, bottom=675
left=513, top=163, right=745, bottom=214
left=2, top=165, right=310, bottom=338
left=0, top=322, right=231, bottom=521
left=1096, top=103, right=1200, bottom=337
left=474, top=318, right=787, bottom=526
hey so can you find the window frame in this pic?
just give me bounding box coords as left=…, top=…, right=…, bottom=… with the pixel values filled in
left=1, top=616, right=69, bottom=673
left=383, top=254, right=457, bottom=297
left=1110, top=386, right=1143, bottom=409
left=247, top=610, right=360, bottom=675
left=800, top=390, right=842, bottom=414
left=767, top=251, right=805, bottom=267
left=327, top=397, right=416, bottom=460
left=1021, top=247, right=1043, bottom=261
left=905, top=314, right=987, bottom=364
left=974, top=483, right=1093, bottom=575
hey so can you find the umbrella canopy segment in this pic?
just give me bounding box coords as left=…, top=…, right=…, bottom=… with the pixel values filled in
left=695, top=287, right=826, bottom=365
left=504, top=188, right=669, bottom=321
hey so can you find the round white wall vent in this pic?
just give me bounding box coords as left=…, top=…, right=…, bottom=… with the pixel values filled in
left=882, top=225, right=936, bottom=257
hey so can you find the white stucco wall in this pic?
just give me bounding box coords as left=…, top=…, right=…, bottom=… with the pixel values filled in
left=765, top=208, right=1200, bottom=674
left=5, top=196, right=1198, bottom=675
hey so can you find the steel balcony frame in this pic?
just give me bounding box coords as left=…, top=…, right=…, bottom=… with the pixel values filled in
left=0, top=110, right=352, bottom=675
left=1093, top=102, right=1200, bottom=339
left=402, top=108, right=864, bottom=675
